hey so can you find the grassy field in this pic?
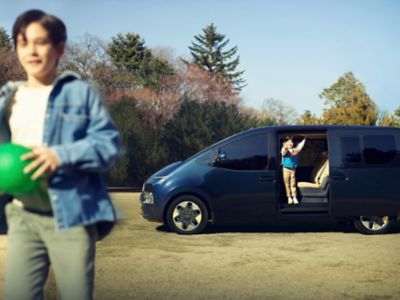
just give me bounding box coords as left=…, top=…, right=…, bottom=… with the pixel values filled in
left=1, top=193, right=400, bottom=299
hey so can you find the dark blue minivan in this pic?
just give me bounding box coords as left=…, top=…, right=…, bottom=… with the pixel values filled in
left=140, top=125, right=400, bottom=234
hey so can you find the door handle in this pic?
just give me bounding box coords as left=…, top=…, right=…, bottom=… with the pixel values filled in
left=258, top=175, right=275, bottom=182
left=332, top=174, right=348, bottom=181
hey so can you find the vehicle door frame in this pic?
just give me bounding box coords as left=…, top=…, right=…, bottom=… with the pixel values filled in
left=328, top=127, right=400, bottom=217
left=276, top=128, right=330, bottom=215
left=204, top=128, right=279, bottom=223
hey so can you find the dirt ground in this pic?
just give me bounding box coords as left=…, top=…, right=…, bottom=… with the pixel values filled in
left=1, top=193, right=400, bottom=300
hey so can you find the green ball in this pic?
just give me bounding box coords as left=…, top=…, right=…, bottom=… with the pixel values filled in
left=0, top=143, right=39, bottom=195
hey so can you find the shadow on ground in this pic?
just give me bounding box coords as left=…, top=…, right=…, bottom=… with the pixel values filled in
left=156, top=219, right=400, bottom=235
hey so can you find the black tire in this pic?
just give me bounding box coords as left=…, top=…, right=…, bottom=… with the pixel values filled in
left=354, top=216, right=394, bottom=235
left=166, top=195, right=209, bottom=234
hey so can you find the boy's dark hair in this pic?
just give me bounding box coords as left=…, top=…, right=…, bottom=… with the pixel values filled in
left=12, top=9, right=67, bottom=48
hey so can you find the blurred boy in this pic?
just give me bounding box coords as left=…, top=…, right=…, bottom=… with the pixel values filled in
left=0, top=9, right=120, bottom=300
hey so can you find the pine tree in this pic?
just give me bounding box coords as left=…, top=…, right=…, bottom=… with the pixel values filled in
left=108, top=33, right=151, bottom=73
left=186, top=23, right=245, bottom=91
left=107, top=33, right=174, bottom=89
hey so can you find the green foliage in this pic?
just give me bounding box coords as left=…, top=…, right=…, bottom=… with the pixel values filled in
left=395, top=107, right=400, bottom=118
left=297, top=110, right=322, bottom=125
left=378, top=107, right=400, bottom=127
left=320, top=72, right=378, bottom=125
left=138, top=56, right=175, bottom=89
left=0, top=27, right=20, bottom=86
left=0, top=27, right=12, bottom=49
left=107, top=97, right=168, bottom=186
left=297, top=72, right=396, bottom=126
left=107, top=33, right=174, bottom=89
left=108, top=33, right=150, bottom=73
left=107, top=96, right=262, bottom=186
left=107, top=97, right=259, bottom=186
left=163, top=99, right=258, bottom=162
left=185, top=23, right=245, bottom=91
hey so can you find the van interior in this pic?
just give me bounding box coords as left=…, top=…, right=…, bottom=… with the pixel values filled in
left=278, top=132, right=330, bottom=214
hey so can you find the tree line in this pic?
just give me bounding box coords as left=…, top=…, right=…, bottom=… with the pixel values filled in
left=0, top=24, right=399, bottom=186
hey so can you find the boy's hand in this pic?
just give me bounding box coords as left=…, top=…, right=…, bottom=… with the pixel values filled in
left=21, top=146, right=60, bottom=180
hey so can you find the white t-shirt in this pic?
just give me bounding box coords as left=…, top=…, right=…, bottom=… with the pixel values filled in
left=9, top=84, right=53, bottom=210
left=9, top=84, right=53, bottom=147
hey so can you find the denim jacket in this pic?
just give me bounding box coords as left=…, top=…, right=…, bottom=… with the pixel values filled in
left=0, top=72, right=120, bottom=232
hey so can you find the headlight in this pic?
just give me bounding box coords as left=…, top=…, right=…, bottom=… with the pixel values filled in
left=142, top=192, right=154, bottom=204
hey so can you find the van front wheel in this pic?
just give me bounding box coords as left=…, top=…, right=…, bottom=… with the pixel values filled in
left=166, top=195, right=208, bottom=234
left=354, top=216, right=393, bottom=235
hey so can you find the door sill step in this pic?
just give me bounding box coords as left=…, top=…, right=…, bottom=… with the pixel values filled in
left=280, top=203, right=329, bottom=214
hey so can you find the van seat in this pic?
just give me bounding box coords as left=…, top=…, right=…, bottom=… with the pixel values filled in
left=298, top=159, right=329, bottom=203
left=298, top=159, right=329, bottom=188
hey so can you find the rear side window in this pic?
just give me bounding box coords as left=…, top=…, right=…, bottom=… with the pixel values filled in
left=215, top=134, right=268, bottom=170
left=339, top=134, right=399, bottom=167
left=340, top=136, right=362, bottom=166
left=363, top=135, right=397, bottom=165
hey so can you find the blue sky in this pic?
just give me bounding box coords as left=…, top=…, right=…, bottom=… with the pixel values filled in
left=1, top=0, right=399, bottom=115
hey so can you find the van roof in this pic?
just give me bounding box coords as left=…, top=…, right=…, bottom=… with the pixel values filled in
left=247, top=124, right=400, bottom=133
left=184, top=125, right=399, bottom=162
left=213, top=125, right=400, bottom=146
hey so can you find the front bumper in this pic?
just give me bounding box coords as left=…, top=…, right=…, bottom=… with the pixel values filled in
left=139, top=191, right=164, bottom=223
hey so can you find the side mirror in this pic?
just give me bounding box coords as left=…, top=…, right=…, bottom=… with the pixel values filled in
left=217, top=152, right=227, bottom=161
left=213, top=151, right=227, bottom=166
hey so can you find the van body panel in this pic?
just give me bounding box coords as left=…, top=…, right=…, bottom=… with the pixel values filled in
left=328, top=127, right=400, bottom=217
left=140, top=125, right=400, bottom=230
left=202, top=168, right=277, bottom=222
left=196, top=129, right=277, bottom=223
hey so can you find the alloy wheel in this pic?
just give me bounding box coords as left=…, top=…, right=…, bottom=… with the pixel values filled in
left=359, top=216, right=390, bottom=231
left=172, top=201, right=203, bottom=232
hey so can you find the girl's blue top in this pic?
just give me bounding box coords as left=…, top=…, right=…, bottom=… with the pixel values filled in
left=282, top=152, right=299, bottom=169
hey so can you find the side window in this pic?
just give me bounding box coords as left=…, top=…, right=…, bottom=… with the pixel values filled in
left=340, top=136, right=362, bottom=166
left=363, top=135, right=396, bottom=165
left=215, top=134, right=268, bottom=170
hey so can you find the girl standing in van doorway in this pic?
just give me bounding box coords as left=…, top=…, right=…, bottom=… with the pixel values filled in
left=281, top=136, right=306, bottom=205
